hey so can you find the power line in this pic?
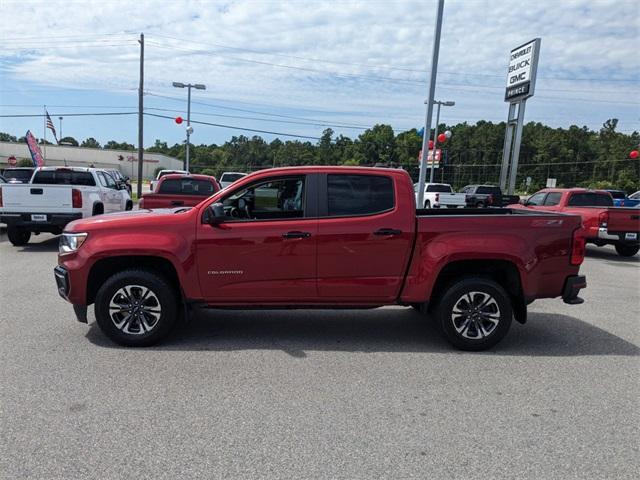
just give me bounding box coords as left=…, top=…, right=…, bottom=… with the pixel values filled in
left=144, top=112, right=321, bottom=140
left=0, top=112, right=137, bottom=118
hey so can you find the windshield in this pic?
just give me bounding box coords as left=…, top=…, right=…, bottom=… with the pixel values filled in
left=32, top=170, right=96, bottom=186
left=426, top=184, right=453, bottom=193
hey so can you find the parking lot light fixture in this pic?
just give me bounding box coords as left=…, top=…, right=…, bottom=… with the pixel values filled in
left=172, top=81, right=207, bottom=172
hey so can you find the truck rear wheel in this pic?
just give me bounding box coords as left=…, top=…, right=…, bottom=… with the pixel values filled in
left=94, top=269, right=178, bottom=347
left=434, top=277, right=512, bottom=351
left=7, top=226, right=31, bottom=246
left=615, top=244, right=639, bottom=257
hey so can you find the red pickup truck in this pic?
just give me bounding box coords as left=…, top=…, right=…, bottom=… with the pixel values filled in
left=138, top=174, right=219, bottom=209
left=517, top=188, right=640, bottom=257
left=54, top=166, right=587, bottom=351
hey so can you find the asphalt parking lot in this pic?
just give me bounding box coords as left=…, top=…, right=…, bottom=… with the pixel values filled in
left=1, top=231, right=638, bottom=479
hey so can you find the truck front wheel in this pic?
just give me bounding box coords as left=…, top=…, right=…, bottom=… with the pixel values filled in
left=435, top=277, right=513, bottom=351
left=7, top=226, right=31, bottom=246
left=94, top=269, right=178, bottom=347
left=615, top=244, right=639, bottom=257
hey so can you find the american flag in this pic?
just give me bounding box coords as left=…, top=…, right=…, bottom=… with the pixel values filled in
left=45, top=110, right=58, bottom=143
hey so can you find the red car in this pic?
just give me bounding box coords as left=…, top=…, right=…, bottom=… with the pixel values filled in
left=138, top=174, right=220, bottom=209
left=516, top=188, right=640, bottom=257
left=54, top=166, right=586, bottom=350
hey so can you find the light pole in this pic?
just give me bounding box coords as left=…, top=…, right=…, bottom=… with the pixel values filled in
left=427, top=100, right=455, bottom=183
left=172, top=81, right=206, bottom=172
left=58, top=116, right=63, bottom=143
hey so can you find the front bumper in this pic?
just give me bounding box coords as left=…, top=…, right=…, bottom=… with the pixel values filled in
left=562, top=275, right=586, bottom=305
left=54, top=265, right=87, bottom=323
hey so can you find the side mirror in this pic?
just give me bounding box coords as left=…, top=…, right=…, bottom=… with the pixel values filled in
left=206, top=203, right=226, bottom=225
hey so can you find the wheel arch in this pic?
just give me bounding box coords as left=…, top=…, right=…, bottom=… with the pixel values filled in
left=428, top=259, right=526, bottom=323
left=86, top=255, right=182, bottom=305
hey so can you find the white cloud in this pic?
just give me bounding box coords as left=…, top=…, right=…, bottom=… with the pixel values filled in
left=1, top=0, right=638, bottom=141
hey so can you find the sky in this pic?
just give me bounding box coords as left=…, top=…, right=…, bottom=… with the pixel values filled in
left=0, top=0, right=638, bottom=148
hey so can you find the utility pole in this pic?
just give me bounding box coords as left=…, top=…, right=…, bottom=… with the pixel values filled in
left=417, top=0, right=445, bottom=208
left=137, top=33, right=144, bottom=199
left=58, top=117, right=63, bottom=142
left=428, top=100, right=455, bottom=183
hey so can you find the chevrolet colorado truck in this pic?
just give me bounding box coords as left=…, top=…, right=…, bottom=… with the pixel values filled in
left=518, top=188, right=640, bottom=257
left=54, top=166, right=587, bottom=351
left=139, top=174, right=220, bottom=209
left=0, top=167, right=132, bottom=246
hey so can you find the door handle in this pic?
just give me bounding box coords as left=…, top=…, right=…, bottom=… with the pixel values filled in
left=374, top=228, right=402, bottom=236
left=171, top=200, right=185, bottom=206
left=283, top=231, right=311, bottom=239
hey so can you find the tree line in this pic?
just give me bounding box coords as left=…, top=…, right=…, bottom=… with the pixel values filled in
left=2, top=118, right=638, bottom=193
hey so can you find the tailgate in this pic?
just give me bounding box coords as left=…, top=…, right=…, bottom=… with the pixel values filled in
left=439, top=194, right=466, bottom=205
left=607, top=208, right=640, bottom=235
left=0, top=184, right=73, bottom=213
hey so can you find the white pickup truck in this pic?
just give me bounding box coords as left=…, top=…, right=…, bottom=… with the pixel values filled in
left=414, top=182, right=467, bottom=209
left=0, top=167, right=132, bottom=246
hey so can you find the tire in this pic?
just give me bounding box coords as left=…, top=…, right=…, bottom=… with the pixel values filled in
left=434, top=277, right=513, bottom=351
left=615, top=243, right=639, bottom=257
left=125, top=201, right=133, bottom=211
left=94, top=269, right=178, bottom=347
left=92, top=203, right=104, bottom=216
left=424, top=201, right=431, bottom=209
left=7, top=226, right=31, bottom=246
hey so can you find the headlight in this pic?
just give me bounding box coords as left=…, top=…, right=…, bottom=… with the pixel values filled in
left=59, top=232, right=88, bottom=255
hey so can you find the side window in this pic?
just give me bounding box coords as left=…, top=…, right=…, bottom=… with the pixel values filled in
left=543, top=192, right=562, bottom=206
left=527, top=192, right=547, bottom=206
left=595, top=194, right=614, bottom=207
left=222, top=176, right=305, bottom=221
left=96, top=172, right=108, bottom=187
left=327, top=174, right=394, bottom=216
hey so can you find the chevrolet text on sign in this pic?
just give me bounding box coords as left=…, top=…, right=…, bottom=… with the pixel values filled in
left=505, top=38, right=540, bottom=102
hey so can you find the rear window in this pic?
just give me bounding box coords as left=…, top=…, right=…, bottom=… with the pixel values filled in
left=567, top=193, right=613, bottom=207
left=327, top=174, right=394, bottom=216
left=476, top=186, right=501, bottom=195
left=32, top=170, right=96, bottom=186
left=221, top=173, right=245, bottom=182
left=159, top=178, right=216, bottom=196
left=3, top=169, right=33, bottom=182
left=425, top=184, right=452, bottom=193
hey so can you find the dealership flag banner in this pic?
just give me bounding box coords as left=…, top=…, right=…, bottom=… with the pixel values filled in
left=25, top=130, right=45, bottom=167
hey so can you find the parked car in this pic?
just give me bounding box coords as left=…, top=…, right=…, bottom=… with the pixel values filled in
left=55, top=166, right=586, bottom=351
left=461, top=184, right=521, bottom=208
left=604, top=189, right=640, bottom=208
left=149, top=169, right=189, bottom=192
left=519, top=188, right=640, bottom=257
left=106, top=169, right=132, bottom=195
left=0, top=167, right=132, bottom=246
left=413, top=183, right=467, bottom=208
left=139, top=174, right=220, bottom=209
left=219, top=171, right=247, bottom=189
left=2, top=167, right=34, bottom=184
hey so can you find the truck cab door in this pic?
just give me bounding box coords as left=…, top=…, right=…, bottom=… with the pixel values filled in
left=316, top=173, right=414, bottom=302
left=195, top=174, right=318, bottom=303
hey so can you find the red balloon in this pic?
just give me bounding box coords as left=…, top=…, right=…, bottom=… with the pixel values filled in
left=437, top=133, right=447, bottom=143
left=428, top=140, right=434, bottom=150
left=175, top=116, right=183, bottom=124
left=630, top=150, right=639, bottom=159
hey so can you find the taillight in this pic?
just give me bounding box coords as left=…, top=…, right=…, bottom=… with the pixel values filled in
left=487, top=194, right=494, bottom=205
left=435, top=193, right=440, bottom=202
left=0, top=187, right=3, bottom=207
left=72, top=188, right=82, bottom=208
left=571, top=229, right=586, bottom=266
left=598, top=211, right=609, bottom=228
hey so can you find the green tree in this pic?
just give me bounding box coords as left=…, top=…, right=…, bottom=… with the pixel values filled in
left=81, top=137, right=101, bottom=148
left=59, top=136, right=79, bottom=146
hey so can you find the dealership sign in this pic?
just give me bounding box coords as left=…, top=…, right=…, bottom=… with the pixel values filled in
left=505, top=38, right=541, bottom=102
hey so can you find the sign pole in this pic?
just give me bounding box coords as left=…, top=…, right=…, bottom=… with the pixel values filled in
left=507, top=100, right=526, bottom=194
left=499, top=102, right=517, bottom=191
left=417, top=0, right=445, bottom=208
